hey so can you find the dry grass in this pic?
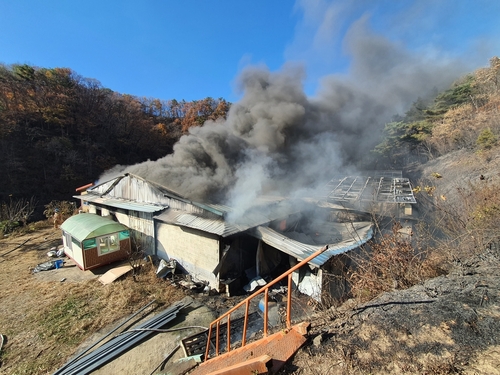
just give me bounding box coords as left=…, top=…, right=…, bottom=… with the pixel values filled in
left=0, top=222, right=185, bottom=375
left=347, top=230, right=444, bottom=303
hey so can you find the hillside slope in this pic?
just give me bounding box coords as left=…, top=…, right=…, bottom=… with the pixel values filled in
left=283, top=148, right=500, bottom=374
left=286, top=245, right=500, bottom=374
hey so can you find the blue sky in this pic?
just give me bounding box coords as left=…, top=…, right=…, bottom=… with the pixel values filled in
left=1, top=0, right=499, bottom=103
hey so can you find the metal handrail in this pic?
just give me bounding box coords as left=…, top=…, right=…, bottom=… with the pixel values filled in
left=204, top=244, right=328, bottom=361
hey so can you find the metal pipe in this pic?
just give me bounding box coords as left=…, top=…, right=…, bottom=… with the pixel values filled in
left=215, top=321, right=220, bottom=356
left=59, top=299, right=156, bottom=372
left=263, top=288, right=269, bottom=336
left=226, top=315, right=231, bottom=353
left=287, top=273, right=292, bottom=328
left=53, top=302, right=185, bottom=375
left=242, top=300, right=249, bottom=347
left=205, top=325, right=213, bottom=361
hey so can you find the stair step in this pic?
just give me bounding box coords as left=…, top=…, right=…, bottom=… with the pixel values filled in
left=189, top=323, right=309, bottom=375
left=205, top=355, right=272, bottom=375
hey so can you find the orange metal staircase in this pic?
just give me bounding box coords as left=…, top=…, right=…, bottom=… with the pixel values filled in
left=189, top=322, right=309, bottom=375
left=188, top=245, right=328, bottom=375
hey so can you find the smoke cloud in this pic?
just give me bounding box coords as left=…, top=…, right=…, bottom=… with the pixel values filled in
left=101, top=15, right=467, bottom=222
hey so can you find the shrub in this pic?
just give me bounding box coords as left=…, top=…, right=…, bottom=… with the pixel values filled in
left=476, top=128, right=497, bottom=150
left=348, top=229, right=441, bottom=302
left=43, top=200, right=77, bottom=221
left=0, top=196, right=37, bottom=234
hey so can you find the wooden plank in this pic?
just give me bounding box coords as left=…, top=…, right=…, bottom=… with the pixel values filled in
left=98, top=264, right=133, bottom=285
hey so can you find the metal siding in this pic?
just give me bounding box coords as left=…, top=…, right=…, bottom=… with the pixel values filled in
left=252, top=222, right=373, bottom=268
left=88, top=175, right=172, bottom=206
left=128, top=211, right=155, bottom=254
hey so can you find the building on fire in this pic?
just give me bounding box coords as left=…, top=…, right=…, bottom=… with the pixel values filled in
left=72, top=172, right=415, bottom=302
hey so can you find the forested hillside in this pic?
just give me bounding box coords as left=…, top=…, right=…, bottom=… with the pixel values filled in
left=374, top=57, right=500, bottom=167
left=0, top=64, right=230, bottom=206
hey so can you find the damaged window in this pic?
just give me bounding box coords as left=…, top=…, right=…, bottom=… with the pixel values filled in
left=97, top=234, right=119, bottom=256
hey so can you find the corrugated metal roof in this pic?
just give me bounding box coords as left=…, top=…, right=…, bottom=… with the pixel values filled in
left=154, top=198, right=300, bottom=237
left=155, top=210, right=245, bottom=237
left=75, top=194, right=168, bottom=213
left=250, top=221, right=373, bottom=268
left=155, top=209, right=283, bottom=237
left=60, top=213, right=129, bottom=242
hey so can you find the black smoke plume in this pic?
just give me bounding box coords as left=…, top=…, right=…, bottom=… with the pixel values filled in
left=101, top=20, right=465, bottom=218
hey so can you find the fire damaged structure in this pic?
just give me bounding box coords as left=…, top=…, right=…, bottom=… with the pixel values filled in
left=74, top=172, right=415, bottom=302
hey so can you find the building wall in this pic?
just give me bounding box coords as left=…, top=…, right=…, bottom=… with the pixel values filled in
left=156, top=222, right=221, bottom=290
left=127, top=211, right=155, bottom=254
left=88, top=205, right=155, bottom=255
left=82, top=239, right=131, bottom=270
left=62, top=234, right=84, bottom=267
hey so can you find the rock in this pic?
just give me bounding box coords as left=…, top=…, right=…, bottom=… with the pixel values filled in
left=312, top=333, right=324, bottom=347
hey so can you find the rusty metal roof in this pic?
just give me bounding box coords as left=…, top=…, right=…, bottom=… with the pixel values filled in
left=250, top=221, right=373, bottom=268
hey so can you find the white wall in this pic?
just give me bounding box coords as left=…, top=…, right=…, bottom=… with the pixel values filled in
left=62, top=234, right=84, bottom=268
left=156, top=222, right=220, bottom=290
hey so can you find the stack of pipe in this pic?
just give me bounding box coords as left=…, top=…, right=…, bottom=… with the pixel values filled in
left=53, top=301, right=186, bottom=375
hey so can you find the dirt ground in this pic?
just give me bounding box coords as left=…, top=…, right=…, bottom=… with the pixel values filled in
left=0, top=224, right=215, bottom=375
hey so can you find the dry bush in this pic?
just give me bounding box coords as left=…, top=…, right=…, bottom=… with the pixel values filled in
left=418, top=177, right=500, bottom=262
left=0, top=196, right=38, bottom=234
left=429, top=103, right=477, bottom=154
left=348, top=229, right=442, bottom=302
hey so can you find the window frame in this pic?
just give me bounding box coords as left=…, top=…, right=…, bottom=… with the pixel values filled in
left=97, top=233, right=120, bottom=256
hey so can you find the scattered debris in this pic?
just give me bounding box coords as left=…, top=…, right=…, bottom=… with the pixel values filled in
left=181, top=330, right=211, bottom=358
left=32, top=260, right=58, bottom=273
left=243, top=276, right=267, bottom=292
left=156, top=258, right=177, bottom=278
left=162, top=354, right=202, bottom=375
left=312, top=333, right=324, bottom=347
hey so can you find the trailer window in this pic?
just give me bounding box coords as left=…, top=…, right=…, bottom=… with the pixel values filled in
left=97, top=234, right=120, bottom=255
